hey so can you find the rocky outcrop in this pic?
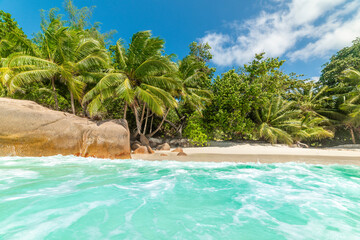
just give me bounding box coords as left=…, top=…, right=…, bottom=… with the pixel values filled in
left=133, top=146, right=148, bottom=154
left=148, top=137, right=191, bottom=149
left=0, top=98, right=131, bottom=159
left=132, top=146, right=154, bottom=154
left=149, top=137, right=163, bottom=148
left=156, top=143, right=170, bottom=151
left=171, top=147, right=184, bottom=153
left=169, top=139, right=190, bottom=148
left=131, top=141, right=141, bottom=151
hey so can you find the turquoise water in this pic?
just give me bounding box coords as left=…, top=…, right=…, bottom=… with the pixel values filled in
left=0, top=156, right=360, bottom=240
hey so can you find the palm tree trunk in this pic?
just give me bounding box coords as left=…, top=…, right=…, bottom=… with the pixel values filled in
left=51, top=77, right=59, bottom=110
left=131, top=104, right=141, bottom=135
left=123, top=103, right=127, bottom=119
left=150, top=115, right=153, bottom=134
left=147, top=108, right=170, bottom=138
left=174, top=108, right=187, bottom=137
left=350, top=127, right=356, bottom=144
left=140, top=103, right=146, bottom=127
left=179, top=123, right=184, bottom=138
left=143, top=107, right=150, bottom=135
left=70, top=92, right=75, bottom=114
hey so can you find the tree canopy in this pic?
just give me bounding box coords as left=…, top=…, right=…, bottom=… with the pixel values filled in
left=1, top=0, right=360, bottom=147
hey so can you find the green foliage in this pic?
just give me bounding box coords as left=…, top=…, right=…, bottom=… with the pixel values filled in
left=184, top=112, right=209, bottom=146
left=253, top=96, right=297, bottom=144
left=253, top=96, right=333, bottom=145
left=320, top=38, right=360, bottom=87
left=0, top=11, right=19, bottom=37
left=83, top=30, right=180, bottom=136
left=84, top=31, right=179, bottom=115
left=0, top=0, right=356, bottom=146
left=204, top=70, right=255, bottom=139
left=64, top=0, right=94, bottom=30
left=188, top=41, right=215, bottom=80
left=176, top=55, right=212, bottom=112
left=204, top=53, right=301, bottom=140
left=189, top=42, right=212, bottom=63
left=0, top=11, right=34, bottom=58
left=338, top=69, right=360, bottom=128
left=165, top=43, right=214, bottom=140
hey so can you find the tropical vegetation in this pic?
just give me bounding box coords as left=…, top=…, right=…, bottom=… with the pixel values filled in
left=1, top=1, right=360, bottom=147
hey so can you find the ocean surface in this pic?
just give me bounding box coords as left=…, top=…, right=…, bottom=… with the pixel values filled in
left=0, top=156, right=359, bottom=240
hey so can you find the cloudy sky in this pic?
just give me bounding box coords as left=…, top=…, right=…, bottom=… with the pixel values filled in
left=201, top=0, right=360, bottom=80
left=0, top=0, right=359, bottom=80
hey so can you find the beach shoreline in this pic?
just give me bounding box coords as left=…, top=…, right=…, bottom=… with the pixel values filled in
left=132, top=143, right=360, bottom=166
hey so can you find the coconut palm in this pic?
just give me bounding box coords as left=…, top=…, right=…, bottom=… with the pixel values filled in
left=337, top=68, right=360, bottom=143
left=0, top=11, right=36, bottom=95
left=0, top=10, right=35, bottom=59
left=163, top=56, right=212, bottom=137
left=293, top=85, right=329, bottom=115
left=83, top=31, right=180, bottom=135
left=291, top=116, right=334, bottom=146
left=253, top=96, right=334, bottom=145
left=176, top=56, right=212, bottom=111
left=6, top=18, right=108, bottom=113
left=253, top=97, right=299, bottom=144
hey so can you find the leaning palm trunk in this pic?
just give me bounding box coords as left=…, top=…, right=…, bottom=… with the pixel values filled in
left=70, top=92, right=76, bottom=114
left=83, top=31, right=179, bottom=138
left=140, top=103, right=146, bottom=125
left=123, top=103, right=127, bottom=119
left=149, top=115, right=153, bottom=134
left=147, top=108, right=170, bottom=138
left=51, top=77, right=59, bottom=110
left=143, top=107, right=150, bottom=135
left=350, top=127, right=356, bottom=144
left=131, top=104, right=142, bottom=135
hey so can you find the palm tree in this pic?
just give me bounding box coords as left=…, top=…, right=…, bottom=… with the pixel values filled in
left=293, top=84, right=330, bottom=116
left=6, top=18, right=108, bottom=113
left=253, top=96, right=334, bottom=145
left=253, top=97, right=299, bottom=145
left=176, top=56, right=212, bottom=111
left=83, top=31, right=179, bottom=136
left=164, top=56, right=212, bottom=137
left=291, top=116, right=334, bottom=146
left=0, top=11, right=36, bottom=96
left=0, top=10, right=35, bottom=59
left=336, top=68, right=360, bottom=143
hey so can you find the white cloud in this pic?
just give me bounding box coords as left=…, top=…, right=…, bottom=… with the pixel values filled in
left=201, top=0, right=360, bottom=66
left=311, top=76, right=320, bottom=82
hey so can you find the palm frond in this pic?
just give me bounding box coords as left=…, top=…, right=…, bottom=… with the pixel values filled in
left=140, top=83, right=177, bottom=108
left=9, top=69, right=56, bottom=93
left=135, top=86, right=164, bottom=116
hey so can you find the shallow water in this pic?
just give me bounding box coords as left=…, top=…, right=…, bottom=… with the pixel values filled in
left=0, top=156, right=359, bottom=240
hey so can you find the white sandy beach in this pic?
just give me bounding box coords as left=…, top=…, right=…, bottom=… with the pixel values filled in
left=132, top=142, right=360, bottom=165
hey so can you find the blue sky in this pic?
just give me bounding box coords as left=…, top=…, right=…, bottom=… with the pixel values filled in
left=1, top=0, right=360, bottom=80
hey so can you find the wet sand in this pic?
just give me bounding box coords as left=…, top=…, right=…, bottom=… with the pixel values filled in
left=131, top=144, right=360, bottom=165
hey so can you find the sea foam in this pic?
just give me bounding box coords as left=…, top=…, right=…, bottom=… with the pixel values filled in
left=0, top=156, right=359, bottom=239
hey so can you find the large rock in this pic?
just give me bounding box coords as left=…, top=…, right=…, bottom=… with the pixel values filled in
left=131, top=141, right=141, bottom=151
left=133, top=146, right=148, bottom=154
left=169, top=139, right=190, bottom=147
left=156, top=143, right=171, bottom=151
left=132, top=145, right=154, bottom=154
left=171, top=147, right=184, bottom=153
left=0, top=98, right=131, bottom=159
left=149, top=138, right=163, bottom=148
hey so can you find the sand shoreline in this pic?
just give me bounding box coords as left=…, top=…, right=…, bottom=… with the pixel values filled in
left=132, top=143, right=360, bottom=166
